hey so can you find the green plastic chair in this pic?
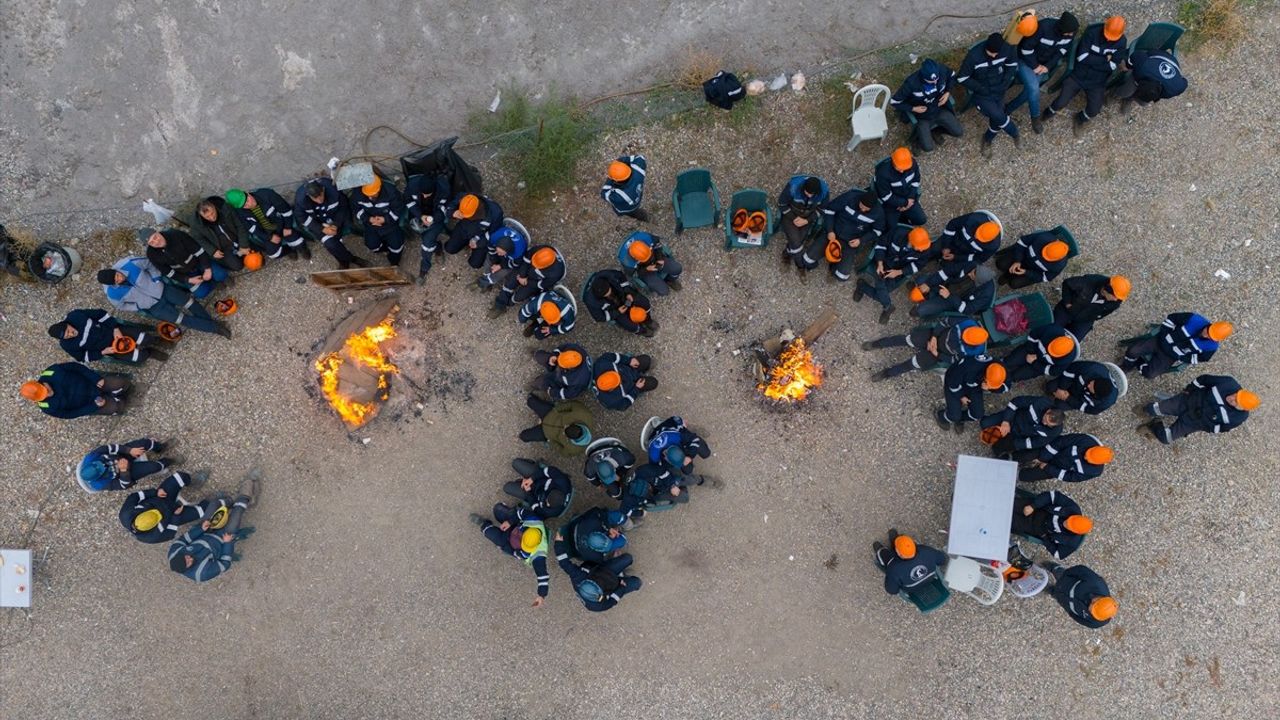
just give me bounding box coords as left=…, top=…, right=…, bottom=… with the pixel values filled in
left=899, top=573, right=951, bottom=613
left=1051, top=224, right=1080, bottom=259
left=1117, top=323, right=1188, bottom=373
left=1047, top=24, right=1096, bottom=92
left=980, top=292, right=1053, bottom=347
left=1132, top=22, right=1184, bottom=58
left=724, top=188, right=774, bottom=250
left=672, top=168, right=720, bottom=235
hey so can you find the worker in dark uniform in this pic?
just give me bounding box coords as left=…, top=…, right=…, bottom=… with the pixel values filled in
left=554, top=531, right=642, bottom=612
left=601, top=154, right=649, bottom=221
left=350, top=175, right=405, bottom=266
left=477, top=226, right=529, bottom=290
left=1019, top=434, right=1113, bottom=483
left=403, top=172, right=451, bottom=281
left=468, top=512, right=551, bottom=608
left=496, top=458, right=574, bottom=521
left=519, top=290, right=577, bottom=339
left=76, top=438, right=174, bottom=493
left=1121, top=312, right=1230, bottom=378
left=1045, top=16, right=1129, bottom=136
left=980, top=396, right=1065, bottom=461
left=938, top=358, right=1008, bottom=431
left=994, top=230, right=1071, bottom=288
left=559, top=507, right=627, bottom=564
left=20, top=362, right=131, bottom=419
left=1045, top=360, right=1117, bottom=414
left=1114, top=49, right=1188, bottom=112
left=937, top=212, right=1002, bottom=277
left=293, top=178, right=366, bottom=270
left=49, top=308, right=168, bottom=364
left=873, top=148, right=925, bottom=227
left=582, top=270, right=655, bottom=337
left=531, top=344, right=593, bottom=401
left=168, top=471, right=259, bottom=584
left=1043, top=563, right=1116, bottom=628
left=1006, top=12, right=1079, bottom=133
left=957, top=33, right=1021, bottom=157
left=118, top=470, right=215, bottom=544
left=1053, top=274, right=1129, bottom=340
left=1011, top=489, right=1091, bottom=560
left=584, top=439, right=635, bottom=500
left=910, top=265, right=997, bottom=320
left=518, top=395, right=593, bottom=457
left=1002, top=325, right=1079, bottom=383
left=142, top=227, right=227, bottom=299
left=592, top=353, right=657, bottom=411
left=225, top=187, right=307, bottom=261
left=645, top=416, right=712, bottom=476
left=854, top=225, right=933, bottom=324
left=189, top=195, right=252, bottom=272
left=618, top=461, right=689, bottom=521
left=818, top=188, right=884, bottom=282
left=864, top=318, right=989, bottom=381
left=872, top=532, right=947, bottom=596
left=444, top=193, right=504, bottom=268
left=1142, top=375, right=1257, bottom=445
left=494, top=245, right=566, bottom=314
left=618, top=231, right=682, bottom=295
left=778, top=175, right=830, bottom=270
left=890, top=58, right=962, bottom=152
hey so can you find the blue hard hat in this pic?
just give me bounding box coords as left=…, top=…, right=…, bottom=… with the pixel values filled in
left=76, top=454, right=110, bottom=493
left=577, top=579, right=605, bottom=602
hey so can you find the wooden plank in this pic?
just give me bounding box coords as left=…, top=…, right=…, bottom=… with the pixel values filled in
left=319, top=297, right=400, bottom=355
left=309, top=267, right=411, bottom=291
left=800, top=308, right=839, bottom=346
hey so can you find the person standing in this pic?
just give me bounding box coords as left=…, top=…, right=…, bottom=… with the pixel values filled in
left=1011, top=489, right=1092, bottom=561
left=1141, top=375, right=1257, bottom=445
left=1114, top=49, right=1188, bottom=112
left=957, top=33, right=1021, bottom=157
left=1043, top=563, right=1117, bottom=628
left=600, top=154, right=649, bottom=222
left=1053, top=274, right=1129, bottom=340
left=1045, top=16, right=1129, bottom=136
left=350, top=175, right=405, bottom=266
left=1018, top=434, right=1113, bottom=483
left=1121, top=312, right=1229, bottom=378
left=938, top=358, right=1007, bottom=431
left=1005, top=12, right=1079, bottom=133
left=890, top=58, right=963, bottom=152
left=20, top=362, right=131, bottom=419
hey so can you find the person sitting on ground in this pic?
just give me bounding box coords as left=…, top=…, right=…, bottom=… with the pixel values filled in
left=1053, top=274, right=1129, bottom=341
left=350, top=175, right=405, bottom=267
left=496, top=458, right=574, bottom=522
left=141, top=226, right=228, bottom=299
left=554, top=531, right=642, bottom=612
left=854, top=225, right=934, bottom=324
left=118, top=470, right=215, bottom=544
left=872, top=531, right=947, bottom=596
left=531, top=344, right=593, bottom=401
left=189, top=195, right=252, bottom=272
left=958, top=33, right=1021, bottom=157
left=890, top=58, right=962, bottom=152
left=1005, top=12, right=1079, bottom=133
left=779, top=175, right=830, bottom=270
left=493, top=245, right=565, bottom=316
left=518, top=395, right=593, bottom=457
left=873, top=147, right=925, bottom=227
left=403, top=172, right=451, bottom=281
left=937, top=358, right=1007, bottom=431
left=519, top=289, right=578, bottom=339
left=1044, top=15, right=1128, bottom=136
left=225, top=187, right=308, bottom=261
left=49, top=308, right=168, bottom=364
left=863, top=319, right=989, bottom=381
left=1141, top=374, right=1257, bottom=445
left=581, top=270, right=655, bottom=336
left=1114, top=48, right=1187, bottom=113
left=20, top=362, right=131, bottom=419
left=1044, top=360, right=1118, bottom=415
left=645, top=415, right=712, bottom=476
left=618, top=231, right=683, bottom=295
left=1013, top=489, right=1091, bottom=560
left=293, top=178, right=368, bottom=270
left=980, top=396, right=1065, bottom=461
left=445, top=193, right=504, bottom=268
left=167, top=470, right=260, bottom=583
left=994, top=229, right=1072, bottom=288
left=584, top=439, right=636, bottom=500
left=600, top=154, right=649, bottom=222
left=618, top=461, right=688, bottom=521
left=818, top=188, right=884, bottom=282
left=910, top=265, right=997, bottom=320
left=559, top=507, right=628, bottom=564
left=1019, top=434, right=1113, bottom=483
left=1043, top=562, right=1116, bottom=629
left=76, top=438, right=175, bottom=493
left=1121, top=312, right=1228, bottom=379
left=592, top=353, right=657, bottom=411
left=97, top=257, right=230, bottom=337
left=468, top=511, right=550, bottom=608
left=1001, top=325, right=1079, bottom=383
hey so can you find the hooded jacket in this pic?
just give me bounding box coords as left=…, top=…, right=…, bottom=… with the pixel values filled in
left=188, top=196, right=250, bottom=262
left=145, top=229, right=211, bottom=282
left=103, top=257, right=168, bottom=313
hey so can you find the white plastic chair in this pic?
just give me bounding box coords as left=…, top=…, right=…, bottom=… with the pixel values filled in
left=943, top=556, right=1005, bottom=606
left=1102, top=361, right=1129, bottom=398
left=846, top=84, right=890, bottom=151
left=639, top=416, right=662, bottom=449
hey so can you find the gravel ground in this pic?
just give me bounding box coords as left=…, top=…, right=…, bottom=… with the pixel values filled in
left=3, top=3, right=1279, bottom=719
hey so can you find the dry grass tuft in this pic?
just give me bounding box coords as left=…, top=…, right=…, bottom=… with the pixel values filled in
left=1181, top=0, right=1245, bottom=49
left=672, top=48, right=726, bottom=90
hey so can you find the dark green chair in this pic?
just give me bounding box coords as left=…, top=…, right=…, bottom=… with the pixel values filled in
left=672, top=168, right=720, bottom=235
left=900, top=573, right=951, bottom=613
left=1132, top=22, right=1184, bottom=58
left=724, top=188, right=774, bottom=250
left=980, top=292, right=1054, bottom=347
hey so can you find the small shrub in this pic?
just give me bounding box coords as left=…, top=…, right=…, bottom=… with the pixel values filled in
left=673, top=48, right=725, bottom=90
left=1179, top=0, right=1245, bottom=49
left=471, top=88, right=595, bottom=197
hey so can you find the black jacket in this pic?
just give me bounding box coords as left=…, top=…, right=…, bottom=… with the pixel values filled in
left=824, top=188, right=885, bottom=243
left=1050, top=565, right=1112, bottom=628
left=145, top=229, right=210, bottom=281
left=1058, top=274, right=1121, bottom=325
left=1014, top=489, right=1085, bottom=560
left=1179, top=375, right=1249, bottom=434
left=873, top=158, right=921, bottom=210
left=882, top=544, right=947, bottom=595
left=1070, top=25, right=1128, bottom=89
left=957, top=40, right=1018, bottom=98
left=890, top=65, right=956, bottom=119
left=188, top=196, right=249, bottom=260
left=1018, top=17, right=1075, bottom=71
left=981, top=396, right=1062, bottom=451
left=294, top=178, right=353, bottom=238
left=1035, top=433, right=1108, bottom=482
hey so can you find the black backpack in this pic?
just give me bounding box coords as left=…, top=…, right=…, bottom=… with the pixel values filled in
left=703, top=71, right=745, bottom=110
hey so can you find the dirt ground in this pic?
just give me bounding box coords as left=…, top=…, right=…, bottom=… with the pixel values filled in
left=3, top=3, right=1280, bottom=720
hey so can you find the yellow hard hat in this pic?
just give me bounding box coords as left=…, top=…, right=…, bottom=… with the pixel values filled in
left=521, top=527, right=543, bottom=553
left=133, top=509, right=163, bottom=532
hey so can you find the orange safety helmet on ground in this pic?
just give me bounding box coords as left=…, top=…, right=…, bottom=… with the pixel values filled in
left=113, top=336, right=137, bottom=354
left=214, top=298, right=238, bottom=316
left=1047, top=335, right=1075, bottom=358
left=824, top=238, right=842, bottom=263
left=909, top=286, right=926, bottom=303
left=907, top=227, right=931, bottom=252
left=596, top=370, right=622, bottom=392
left=539, top=301, right=562, bottom=325
left=1041, top=240, right=1069, bottom=262
left=556, top=350, right=583, bottom=370
left=1103, top=16, right=1126, bottom=42
left=628, top=241, right=653, bottom=263
left=607, top=161, right=632, bottom=183
left=531, top=247, right=557, bottom=270
left=243, top=251, right=264, bottom=271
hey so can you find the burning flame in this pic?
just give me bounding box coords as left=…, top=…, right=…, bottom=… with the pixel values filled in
left=314, top=317, right=399, bottom=427
left=758, top=338, right=823, bottom=402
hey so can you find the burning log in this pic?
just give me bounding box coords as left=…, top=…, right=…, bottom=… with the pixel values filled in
left=314, top=298, right=400, bottom=428
left=751, top=308, right=837, bottom=404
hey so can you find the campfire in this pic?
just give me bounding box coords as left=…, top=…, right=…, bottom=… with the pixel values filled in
left=751, top=309, right=836, bottom=404
left=314, top=298, right=400, bottom=428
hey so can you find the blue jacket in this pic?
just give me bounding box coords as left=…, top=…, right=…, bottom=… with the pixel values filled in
left=294, top=177, right=353, bottom=237
left=778, top=176, right=830, bottom=219
left=1070, top=25, right=1128, bottom=89
left=1018, top=17, right=1075, bottom=71
left=34, top=362, right=102, bottom=419
left=601, top=155, right=646, bottom=215
left=1157, top=312, right=1219, bottom=366
left=56, top=308, right=118, bottom=363
left=168, top=525, right=235, bottom=583
left=890, top=63, right=956, bottom=119
left=957, top=40, right=1018, bottom=98
left=646, top=416, right=709, bottom=465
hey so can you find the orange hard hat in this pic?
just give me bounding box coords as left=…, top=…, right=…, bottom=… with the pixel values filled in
left=731, top=208, right=749, bottom=232
left=629, top=306, right=648, bottom=324
left=20, top=381, right=49, bottom=402
left=908, top=227, right=931, bottom=252
left=1103, top=16, right=1126, bottom=42
left=113, top=336, right=137, bottom=354
left=1041, top=240, right=1069, bottom=262
left=214, top=298, right=238, bottom=316
left=984, top=362, right=1006, bottom=389
left=361, top=174, right=382, bottom=198
left=975, top=221, right=1000, bottom=243
left=607, top=161, right=631, bottom=183
left=824, top=238, right=842, bottom=264
left=893, top=535, right=917, bottom=559
left=1047, top=335, right=1075, bottom=358
left=747, top=211, right=767, bottom=234
left=891, top=147, right=913, bottom=172
left=1085, top=445, right=1114, bottom=465
left=909, top=286, right=926, bottom=303
left=1208, top=321, right=1233, bottom=342
left=1064, top=515, right=1094, bottom=535
left=1235, top=390, right=1260, bottom=411
left=1090, top=596, right=1118, bottom=621
left=1016, top=14, right=1039, bottom=37
left=962, top=326, right=989, bottom=347
left=556, top=349, right=583, bottom=370
left=1108, top=275, right=1131, bottom=300
left=596, top=370, right=622, bottom=392
left=539, top=301, right=562, bottom=325
left=458, top=194, right=480, bottom=219
left=628, top=241, right=653, bottom=263
left=243, top=251, right=264, bottom=271
left=531, top=247, right=557, bottom=270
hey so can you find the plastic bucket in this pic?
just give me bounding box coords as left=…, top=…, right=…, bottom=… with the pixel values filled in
left=27, top=243, right=82, bottom=284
